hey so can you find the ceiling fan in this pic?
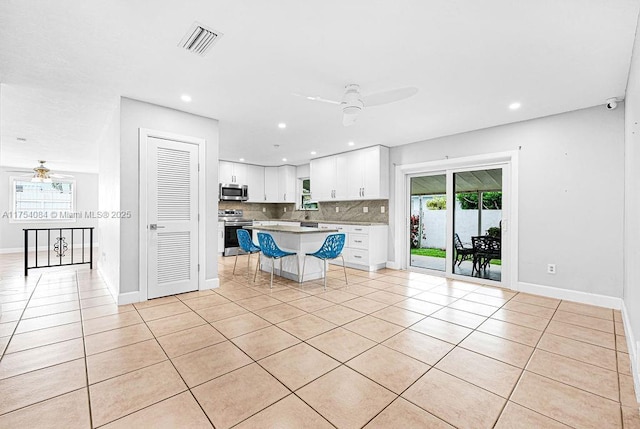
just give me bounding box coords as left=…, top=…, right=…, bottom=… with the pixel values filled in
left=8, top=160, right=74, bottom=183
left=295, top=83, right=419, bottom=126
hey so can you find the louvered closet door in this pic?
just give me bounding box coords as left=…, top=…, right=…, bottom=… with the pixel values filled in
left=147, top=137, right=199, bottom=299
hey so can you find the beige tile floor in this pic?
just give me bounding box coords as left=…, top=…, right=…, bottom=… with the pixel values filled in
left=1, top=252, right=639, bottom=428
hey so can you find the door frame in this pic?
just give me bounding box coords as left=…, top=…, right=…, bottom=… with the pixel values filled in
left=138, top=128, right=206, bottom=302
left=394, top=151, right=519, bottom=289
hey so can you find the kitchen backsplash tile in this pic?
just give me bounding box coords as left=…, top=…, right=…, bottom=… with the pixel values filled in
left=219, top=200, right=388, bottom=224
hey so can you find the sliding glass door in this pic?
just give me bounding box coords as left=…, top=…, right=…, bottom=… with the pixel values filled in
left=409, top=174, right=447, bottom=271
left=452, top=168, right=503, bottom=281
left=408, top=165, right=506, bottom=285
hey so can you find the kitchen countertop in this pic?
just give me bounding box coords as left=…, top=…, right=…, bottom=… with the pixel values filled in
left=253, top=219, right=388, bottom=226
left=244, top=225, right=340, bottom=234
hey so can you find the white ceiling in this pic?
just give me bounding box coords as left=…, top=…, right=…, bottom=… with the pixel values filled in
left=1, top=0, right=638, bottom=173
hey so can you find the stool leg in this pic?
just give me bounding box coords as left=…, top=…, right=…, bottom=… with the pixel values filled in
left=233, top=253, right=239, bottom=275
left=323, top=259, right=327, bottom=291
left=270, top=258, right=274, bottom=289
left=247, top=253, right=251, bottom=282
left=253, top=253, right=260, bottom=282
left=341, top=255, right=348, bottom=285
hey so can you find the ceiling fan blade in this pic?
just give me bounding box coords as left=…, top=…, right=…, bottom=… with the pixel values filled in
left=362, top=87, right=419, bottom=107
left=292, top=92, right=341, bottom=105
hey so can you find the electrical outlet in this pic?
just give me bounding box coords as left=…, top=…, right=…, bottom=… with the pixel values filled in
left=262, top=207, right=266, bottom=212
left=363, top=207, right=368, bottom=213
left=381, top=206, right=385, bottom=214
left=547, top=264, right=556, bottom=274
left=335, top=206, right=339, bottom=213
left=284, top=207, right=287, bottom=212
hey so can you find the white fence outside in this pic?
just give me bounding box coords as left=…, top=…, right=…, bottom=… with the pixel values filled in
left=414, top=209, right=501, bottom=249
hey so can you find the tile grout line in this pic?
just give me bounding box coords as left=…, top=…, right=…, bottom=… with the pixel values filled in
left=0, top=273, right=43, bottom=363
left=490, top=297, right=564, bottom=428
left=368, top=285, right=521, bottom=428
left=75, top=269, right=96, bottom=429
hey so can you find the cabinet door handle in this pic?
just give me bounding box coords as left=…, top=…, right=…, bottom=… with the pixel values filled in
left=354, top=255, right=362, bottom=259
left=354, top=240, right=362, bottom=243
left=284, top=193, right=286, bottom=200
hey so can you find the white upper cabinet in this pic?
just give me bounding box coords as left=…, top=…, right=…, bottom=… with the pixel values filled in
left=262, top=165, right=296, bottom=203
left=278, top=165, right=296, bottom=203
left=310, top=145, right=389, bottom=201
left=264, top=166, right=279, bottom=202
left=245, top=164, right=265, bottom=202
left=310, top=156, right=335, bottom=201
left=218, top=161, right=247, bottom=184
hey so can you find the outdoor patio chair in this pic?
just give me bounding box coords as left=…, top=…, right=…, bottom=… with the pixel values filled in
left=454, top=233, right=475, bottom=266
left=472, top=235, right=501, bottom=274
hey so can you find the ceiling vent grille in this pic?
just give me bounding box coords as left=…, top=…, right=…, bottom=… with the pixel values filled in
left=179, top=22, right=222, bottom=56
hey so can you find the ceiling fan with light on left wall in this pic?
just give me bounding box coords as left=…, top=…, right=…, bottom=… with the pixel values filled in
left=7, top=161, right=74, bottom=183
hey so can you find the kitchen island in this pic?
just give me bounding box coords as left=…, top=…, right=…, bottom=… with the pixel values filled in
left=244, top=225, right=339, bottom=283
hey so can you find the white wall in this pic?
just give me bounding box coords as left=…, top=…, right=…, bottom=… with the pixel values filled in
left=119, top=97, right=219, bottom=295
left=297, top=164, right=310, bottom=178
left=0, top=166, right=99, bottom=251
left=97, top=103, right=120, bottom=297
left=390, top=105, right=625, bottom=298
left=623, top=10, right=640, bottom=400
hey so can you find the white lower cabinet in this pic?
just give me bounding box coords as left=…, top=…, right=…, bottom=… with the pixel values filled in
left=318, top=223, right=387, bottom=271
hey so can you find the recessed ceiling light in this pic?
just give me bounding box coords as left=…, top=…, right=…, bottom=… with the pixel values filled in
left=310, top=151, right=317, bottom=155
left=509, top=102, right=521, bottom=110
left=348, top=141, right=355, bottom=146
left=239, top=158, right=245, bottom=162
left=282, top=158, right=287, bottom=162
left=181, top=94, right=192, bottom=102
left=278, top=123, right=287, bottom=129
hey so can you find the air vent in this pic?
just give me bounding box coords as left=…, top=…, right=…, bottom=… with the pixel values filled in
left=179, top=22, right=222, bottom=56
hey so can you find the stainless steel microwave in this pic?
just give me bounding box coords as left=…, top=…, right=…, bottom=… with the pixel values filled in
left=219, top=183, right=248, bottom=201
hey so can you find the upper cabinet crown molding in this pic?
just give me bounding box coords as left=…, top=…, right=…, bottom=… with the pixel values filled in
left=310, top=145, right=389, bottom=201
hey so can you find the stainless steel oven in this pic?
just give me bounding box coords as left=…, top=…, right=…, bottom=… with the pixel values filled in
left=218, top=210, right=252, bottom=256
left=219, top=183, right=248, bottom=201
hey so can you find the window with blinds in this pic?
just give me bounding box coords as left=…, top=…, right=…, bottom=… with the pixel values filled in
left=11, top=179, right=75, bottom=221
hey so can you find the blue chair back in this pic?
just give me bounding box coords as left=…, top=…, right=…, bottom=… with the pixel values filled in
left=237, top=229, right=260, bottom=253
left=312, top=233, right=346, bottom=259
left=257, top=232, right=290, bottom=258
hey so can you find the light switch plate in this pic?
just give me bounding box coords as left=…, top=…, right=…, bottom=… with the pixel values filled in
left=363, top=207, right=368, bottom=213
left=381, top=206, right=385, bottom=213
left=335, top=207, right=339, bottom=213
left=284, top=207, right=287, bottom=212
left=262, top=207, right=266, bottom=212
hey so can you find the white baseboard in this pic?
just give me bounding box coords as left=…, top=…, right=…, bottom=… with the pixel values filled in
left=117, top=291, right=140, bottom=305
left=204, top=278, right=220, bottom=290
left=517, top=281, right=622, bottom=310
left=385, top=261, right=400, bottom=270
left=97, top=267, right=118, bottom=303
left=621, top=300, right=640, bottom=403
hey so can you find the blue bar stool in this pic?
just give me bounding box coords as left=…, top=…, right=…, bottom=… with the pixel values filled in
left=257, top=232, right=297, bottom=288
left=302, top=233, right=348, bottom=290
left=233, top=229, right=261, bottom=282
